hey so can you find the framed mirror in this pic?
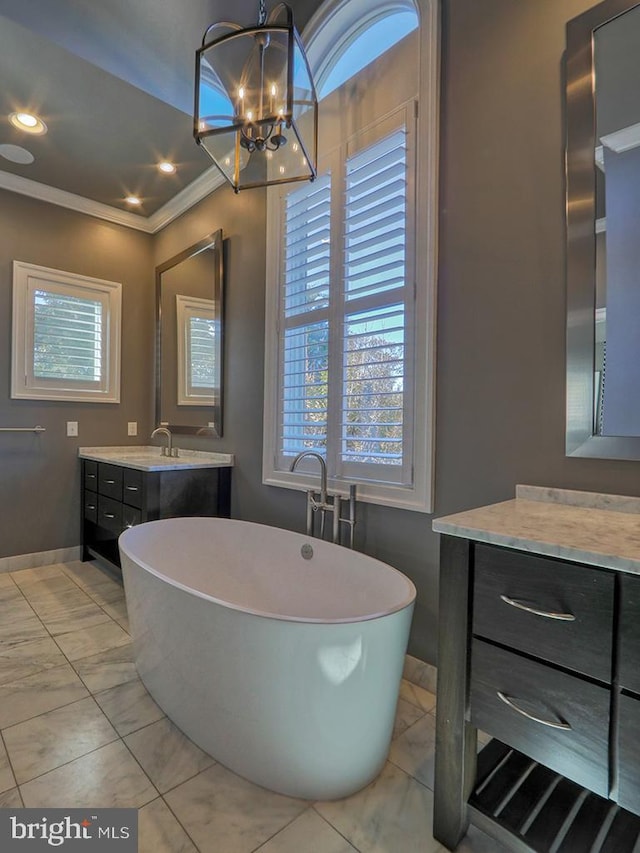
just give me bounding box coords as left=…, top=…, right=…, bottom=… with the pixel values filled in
left=155, top=230, right=224, bottom=436
left=566, top=0, right=640, bottom=459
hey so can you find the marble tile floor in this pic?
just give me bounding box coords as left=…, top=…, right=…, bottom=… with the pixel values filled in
left=0, top=561, right=506, bottom=853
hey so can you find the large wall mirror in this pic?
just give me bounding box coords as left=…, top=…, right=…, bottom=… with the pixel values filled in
left=566, top=0, right=640, bottom=458
left=156, top=230, right=224, bottom=436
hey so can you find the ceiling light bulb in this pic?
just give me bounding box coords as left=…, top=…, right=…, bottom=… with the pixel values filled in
left=9, top=112, right=47, bottom=135
left=238, top=87, right=245, bottom=99
left=158, top=161, right=176, bottom=174
left=125, top=196, right=141, bottom=206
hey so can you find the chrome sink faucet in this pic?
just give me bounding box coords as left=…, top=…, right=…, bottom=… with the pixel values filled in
left=289, top=451, right=356, bottom=547
left=151, top=426, right=178, bottom=457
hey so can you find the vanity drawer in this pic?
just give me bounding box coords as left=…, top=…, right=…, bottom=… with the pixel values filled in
left=84, top=460, right=98, bottom=491
left=98, top=463, right=123, bottom=500
left=619, top=575, right=640, bottom=693
left=617, top=693, right=640, bottom=816
left=122, top=504, right=141, bottom=530
left=122, top=468, right=143, bottom=509
left=473, top=543, right=614, bottom=682
left=470, top=639, right=610, bottom=796
left=97, top=495, right=123, bottom=534
left=83, top=491, right=98, bottom=523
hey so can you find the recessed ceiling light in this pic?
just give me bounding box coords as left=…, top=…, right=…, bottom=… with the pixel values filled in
left=9, top=112, right=47, bottom=135
left=0, top=144, right=35, bottom=164
left=125, top=196, right=141, bottom=206
left=158, top=161, right=176, bottom=174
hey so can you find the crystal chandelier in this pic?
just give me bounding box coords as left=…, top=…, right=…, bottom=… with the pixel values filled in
left=194, top=1, right=318, bottom=192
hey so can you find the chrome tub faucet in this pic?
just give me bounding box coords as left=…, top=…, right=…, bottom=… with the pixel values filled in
left=289, top=451, right=356, bottom=547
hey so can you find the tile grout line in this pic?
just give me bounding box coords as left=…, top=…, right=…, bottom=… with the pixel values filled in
left=248, top=810, right=308, bottom=853
left=145, top=795, right=206, bottom=853
left=156, top=792, right=205, bottom=853
left=2, top=565, right=172, bottom=796
left=311, top=806, right=361, bottom=851
left=8, top=564, right=128, bottom=663
left=0, top=727, right=23, bottom=805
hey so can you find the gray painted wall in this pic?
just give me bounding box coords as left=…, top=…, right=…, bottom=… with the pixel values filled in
left=0, top=189, right=154, bottom=557
left=5, top=0, right=640, bottom=665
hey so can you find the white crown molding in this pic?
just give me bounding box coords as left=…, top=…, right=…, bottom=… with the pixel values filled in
left=0, top=164, right=226, bottom=234
left=145, top=166, right=226, bottom=232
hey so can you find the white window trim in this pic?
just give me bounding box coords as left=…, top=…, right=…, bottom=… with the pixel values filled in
left=262, top=0, right=439, bottom=513
left=11, top=260, right=122, bottom=403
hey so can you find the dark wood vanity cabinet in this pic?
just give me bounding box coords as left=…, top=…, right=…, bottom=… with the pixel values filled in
left=81, top=458, right=231, bottom=572
left=434, top=537, right=640, bottom=852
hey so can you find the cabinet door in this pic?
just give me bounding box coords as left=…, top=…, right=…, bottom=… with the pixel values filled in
left=122, top=504, right=141, bottom=530
left=470, top=639, right=610, bottom=796
left=618, top=693, right=640, bottom=816
left=619, top=575, right=640, bottom=694
left=473, top=543, right=614, bottom=682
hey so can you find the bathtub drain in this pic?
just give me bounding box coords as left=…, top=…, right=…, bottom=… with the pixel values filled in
left=301, top=543, right=314, bottom=560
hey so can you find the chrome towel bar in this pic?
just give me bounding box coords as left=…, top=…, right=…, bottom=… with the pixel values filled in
left=0, top=426, right=46, bottom=433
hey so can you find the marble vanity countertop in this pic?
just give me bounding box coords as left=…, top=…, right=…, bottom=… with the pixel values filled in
left=78, top=445, right=234, bottom=472
left=432, top=484, right=640, bottom=575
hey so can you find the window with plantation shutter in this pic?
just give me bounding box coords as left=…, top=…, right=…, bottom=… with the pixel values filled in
left=272, top=111, right=415, bottom=490
left=341, top=128, right=412, bottom=484
left=12, top=261, right=121, bottom=403
left=33, top=291, right=103, bottom=382
left=264, top=1, right=438, bottom=513
left=280, top=174, right=331, bottom=457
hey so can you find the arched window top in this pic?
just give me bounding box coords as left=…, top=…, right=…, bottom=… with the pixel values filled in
left=303, top=0, right=419, bottom=98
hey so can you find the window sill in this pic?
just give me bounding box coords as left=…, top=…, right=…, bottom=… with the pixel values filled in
left=262, top=469, right=432, bottom=514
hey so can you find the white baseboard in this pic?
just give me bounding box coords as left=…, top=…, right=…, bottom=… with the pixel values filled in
left=0, top=546, right=82, bottom=574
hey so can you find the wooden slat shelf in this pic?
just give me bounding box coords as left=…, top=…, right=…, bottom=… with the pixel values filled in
left=470, top=741, right=640, bottom=853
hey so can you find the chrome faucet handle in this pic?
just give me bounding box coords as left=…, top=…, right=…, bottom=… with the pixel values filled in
left=332, top=494, right=341, bottom=544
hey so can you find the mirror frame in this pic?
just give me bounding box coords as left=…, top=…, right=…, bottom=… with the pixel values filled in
left=155, top=230, right=224, bottom=436
left=566, top=0, right=640, bottom=458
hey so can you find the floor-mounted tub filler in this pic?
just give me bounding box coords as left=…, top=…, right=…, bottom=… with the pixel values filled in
left=119, top=517, right=416, bottom=800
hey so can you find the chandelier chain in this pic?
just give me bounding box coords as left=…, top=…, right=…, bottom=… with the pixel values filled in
left=258, top=0, right=267, bottom=26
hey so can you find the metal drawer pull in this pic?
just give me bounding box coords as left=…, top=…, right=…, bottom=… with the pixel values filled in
left=497, top=691, right=572, bottom=730
left=87, top=474, right=96, bottom=479
left=499, top=594, right=576, bottom=622
left=105, top=479, right=116, bottom=485
left=125, top=486, right=139, bottom=491
left=86, top=504, right=96, bottom=511
left=103, top=513, right=116, bottom=519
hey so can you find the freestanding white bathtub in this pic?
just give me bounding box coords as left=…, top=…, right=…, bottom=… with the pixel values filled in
left=119, top=517, right=416, bottom=800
